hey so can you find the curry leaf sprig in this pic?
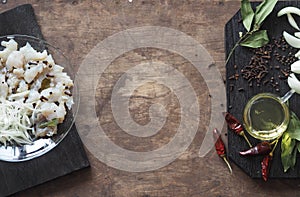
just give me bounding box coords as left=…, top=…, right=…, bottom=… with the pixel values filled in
left=226, top=0, right=278, bottom=65
left=281, top=111, right=300, bottom=172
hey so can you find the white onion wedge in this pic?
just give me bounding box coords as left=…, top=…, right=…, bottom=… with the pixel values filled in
left=283, top=31, right=300, bottom=48
left=295, top=32, right=300, bottom=39
left=295, top=50, right=300, bottom=59
left=288, top=73, right=300, bottom=94
left=287, top=13, right=300, bottom=30
left=291, top=60, right=300, bottom=73
left=278, top=6, right=300, bottom=17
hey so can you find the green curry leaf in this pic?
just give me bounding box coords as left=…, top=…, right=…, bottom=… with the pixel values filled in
left=225, top=0, right=278, bottom=64
left=39, top=118, right=58, bottom=128
left=286, top=112, right=300, bottom=141
left=241, top=0, right=254, bottom=31
left=281, top=112, right=300, bottom=172
left=240, top=30, right=269, bottom=48
left=41, top=78, right=51, bottom=90
left=291, top=145, right=298, bottom=170
left=254, top=0, right=278, bottom=30
left=297, top=143, right=300, bottom=153
left=281, top=132, right=296, bottom=172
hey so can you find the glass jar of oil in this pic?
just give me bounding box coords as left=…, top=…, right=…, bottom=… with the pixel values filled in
left=243, top=93, right=290, bottom=141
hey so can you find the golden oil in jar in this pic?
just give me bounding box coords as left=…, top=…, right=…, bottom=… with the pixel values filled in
left=243, top=93, right=290, bottom=141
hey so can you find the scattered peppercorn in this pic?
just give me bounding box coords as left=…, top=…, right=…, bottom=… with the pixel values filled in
left=233, top=35, right=298, bottom=91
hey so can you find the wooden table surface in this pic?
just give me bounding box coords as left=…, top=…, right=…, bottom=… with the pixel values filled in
left=2, top=0, right=300, bottom=196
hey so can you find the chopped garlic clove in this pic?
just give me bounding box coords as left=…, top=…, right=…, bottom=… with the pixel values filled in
left=6, top=51, right=25, bottom=71
left=8, top=90, right=30, bottom=101
left=288, top=73, right=300, bottom=94
left=26, top=90, right=40, bottom=103
left=19, top=43, right=47, bottom=61
left=24, top=64, right=43, bottom=83
left=0, top=39, right=18, bottom=61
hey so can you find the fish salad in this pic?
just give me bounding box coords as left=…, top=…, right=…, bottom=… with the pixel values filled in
left=0, top=38, right=73, bottom=146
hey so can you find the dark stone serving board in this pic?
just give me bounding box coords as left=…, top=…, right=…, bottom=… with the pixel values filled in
left=0, top=4, right=90, bottom=196
left=226, top=1, right=300, bottom=179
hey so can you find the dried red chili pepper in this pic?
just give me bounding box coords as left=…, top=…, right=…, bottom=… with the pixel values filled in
left=224, top=112, right=252, bottom=147
left=224, top=112, right=243, bottom=133
left=239, top=141, right=271, bottom=156
left=213, top=128, right=232, bottom=174
left=261, top=153, right=273, bottom=181
left=260, top=138, right=278, bottom=181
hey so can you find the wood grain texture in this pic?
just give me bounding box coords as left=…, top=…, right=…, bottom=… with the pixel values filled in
left=1, top=0, right=300, bottom=197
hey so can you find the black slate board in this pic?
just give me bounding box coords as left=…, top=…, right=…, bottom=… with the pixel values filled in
left=0, top=4, right=90, bottom=196
left=226, top=1, right=300, bottom=179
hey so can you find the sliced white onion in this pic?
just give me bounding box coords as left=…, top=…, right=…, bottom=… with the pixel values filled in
left=295, top=50, right=300, bottom=59
left=287, top=13, right=300, bottom=30
left=295, top=32, right=300, bottom=39
left=291, top=60, right=300, bottom=73
left=288, top=73, right=300, bottom=94
left=278, top=6, right=300, bottom=17
left=283, top=31, right=300, bottom=48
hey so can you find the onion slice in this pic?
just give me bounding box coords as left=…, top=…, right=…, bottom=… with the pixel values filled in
left=287, top=13, right=300, bottom=31
left=294, top=32, right=300, bottom=39
left=278, top=6, right=300, bottom=17
left=283, top=31, right=300, bottom=48
left=291, top=60, right=300, bottom=73
left=288, top=73, right=300, bottom=94
left=295, top=50, right=300, bottom=59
